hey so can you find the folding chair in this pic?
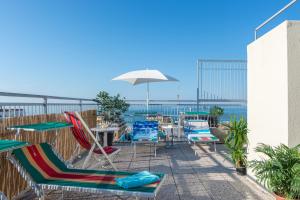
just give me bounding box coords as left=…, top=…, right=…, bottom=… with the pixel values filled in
left=64, top=112, right=120, bottom=170
left=132, top=121, right=159, bottom=158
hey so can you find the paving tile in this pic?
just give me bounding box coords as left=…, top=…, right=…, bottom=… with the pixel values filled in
left=38, top=143, right=273, bottom=200
left=172, top=167, right=195, bottom=174
left=156, top=185, right=180, bottom=200
left=173, top=173, right=201, bottom=184
left=179, top=192, right=213, bottom=200
left=201, top=180, right=246, bottom=200
left=176, top=183, right=207, bottom=194
left=150, top=165, right=172, bottom=174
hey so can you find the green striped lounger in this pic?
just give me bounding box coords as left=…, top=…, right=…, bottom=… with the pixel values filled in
left=9, top=143, right=165, bottom=199
left=184, top=120, right=219, bottom=152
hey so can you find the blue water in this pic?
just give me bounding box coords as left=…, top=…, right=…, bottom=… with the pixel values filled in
left=125, top=104, right=247, bottom=123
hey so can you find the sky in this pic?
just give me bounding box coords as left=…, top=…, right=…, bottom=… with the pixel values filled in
left=0, top=0, right=299, bottom=101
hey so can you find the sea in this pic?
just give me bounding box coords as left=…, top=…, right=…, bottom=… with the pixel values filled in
left=125, top=104, right=247, bottom=124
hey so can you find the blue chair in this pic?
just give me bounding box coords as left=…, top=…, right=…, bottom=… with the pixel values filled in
left=132, top=121, right=159, bottom=158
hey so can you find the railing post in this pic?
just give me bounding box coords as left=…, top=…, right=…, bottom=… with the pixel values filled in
left=79, top=100, right=83, bottom=113
left=43, top=97, right=48, bottom=114
left=197, top=59, right=199, bottom=112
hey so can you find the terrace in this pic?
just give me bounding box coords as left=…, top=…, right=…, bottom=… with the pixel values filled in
left=1, top=2, right=300, bottom=199
left=0, top=91, right=270, bottom=200
left=41, top=144, right=272, bottom=200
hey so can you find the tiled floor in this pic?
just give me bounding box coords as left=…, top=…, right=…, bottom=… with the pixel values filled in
left=41, top=143, right=274, bottom=200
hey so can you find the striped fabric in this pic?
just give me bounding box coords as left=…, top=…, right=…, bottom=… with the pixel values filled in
left=0, top=140, right=28, bottom=153
left=184, top=120, right=219, bottom=143
left=188, top=134, right=219, bottom=142
left=12, top=143, right=164, bottom=194
left=8, top=122, right=73, bottom=132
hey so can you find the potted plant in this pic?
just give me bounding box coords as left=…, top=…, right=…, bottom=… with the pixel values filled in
left=250, top=143, right=300, bottom=200
left=224, top=117, right=248, bottom=175
left=95, top=91, right=129, bottom=145
left=209, top=106, right=224, bottom=127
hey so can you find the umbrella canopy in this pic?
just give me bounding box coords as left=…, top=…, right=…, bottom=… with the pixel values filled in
left=112, top=69, right=179, bottom=112
left=112, top=69, right=178, bottom=85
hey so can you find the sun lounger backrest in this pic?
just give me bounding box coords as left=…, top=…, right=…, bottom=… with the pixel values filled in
left=12, top=143, right=69, bottom=183
left=64, top=112, right=91, bottom=148
left=184, top=120, right=209, bottom=130
left=65, top=112, right=103, bottom=154
left=133, top=121, right=158, bottom=140
left=133, top=121, right=158, bottom=134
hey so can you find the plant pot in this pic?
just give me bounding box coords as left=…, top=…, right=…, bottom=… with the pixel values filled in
left=236, top=167, right=247, bottom=175
left=274, top=194, right=285, bottom=200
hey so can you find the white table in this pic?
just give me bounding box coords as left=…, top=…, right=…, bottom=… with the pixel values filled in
left=90, top=127, right=119, bottom=147
left=161, top=125, right=179, bottom=146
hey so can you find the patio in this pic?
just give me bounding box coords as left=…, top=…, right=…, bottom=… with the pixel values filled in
left=37, top=142, right=273, bottom=200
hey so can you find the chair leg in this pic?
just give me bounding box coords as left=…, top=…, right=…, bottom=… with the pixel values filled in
left=154, top=143, right=156, bottom=157
left=83, top=143, right=96, bottom=168
left=214, top=142, right=217, bottom=152
left=134, top=143, right=136, bottom=159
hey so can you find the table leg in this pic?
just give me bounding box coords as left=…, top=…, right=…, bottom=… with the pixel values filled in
left=15, top=129, right=20, bottom=140
left=214, top=142, right=217, bottom=152
left=104, top=131, right=108, bottom=147
left=171, top=128, right=174, bottom=146
left=50, top=130, right=58, bottom=147
left=134, top=143, right=136, bottom=158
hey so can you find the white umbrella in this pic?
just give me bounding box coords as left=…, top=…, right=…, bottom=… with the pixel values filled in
left=112, top=69, right=178, bottom=112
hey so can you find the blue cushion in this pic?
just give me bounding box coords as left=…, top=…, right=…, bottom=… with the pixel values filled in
left=115, top=171, right=160, bottom=189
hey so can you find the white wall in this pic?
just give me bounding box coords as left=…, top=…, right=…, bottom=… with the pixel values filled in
left=287, top=21, right=300, bottom=147
left=247, top=21, right=300, bottom=176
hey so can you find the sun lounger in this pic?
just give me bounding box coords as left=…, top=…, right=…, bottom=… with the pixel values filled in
left=184, top=120, right=219, bottom=153
left=64, top=112, right=120, bottom=170
left=132, top=121, right=159, bottom=158
left=8, top=143, right=165, bottom=200
left=0, top=140, right=29, bottom=200
left=7, top=122, right=73, bottom=144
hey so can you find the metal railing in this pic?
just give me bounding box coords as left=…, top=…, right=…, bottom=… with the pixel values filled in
left=0, top=92, right=98, bottom=119
left=126, top=100, right=246, bottom=123
left=255, top=0, right=298, bottom=39
left=196, top=59, right=247, bottom=111
left=0, top=92, right=247, bottom=122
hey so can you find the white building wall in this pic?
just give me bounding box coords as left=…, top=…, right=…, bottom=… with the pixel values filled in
left=287, top=21, right=300, bottom=147
left=247, top=21, right=300, bottom=176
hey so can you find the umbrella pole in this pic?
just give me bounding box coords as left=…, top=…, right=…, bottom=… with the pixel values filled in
left=146, top=82, right=149, bottom=114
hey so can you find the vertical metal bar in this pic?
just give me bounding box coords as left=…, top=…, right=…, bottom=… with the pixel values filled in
left=196, top=60, right=199, bottom=112
left=79, top=100, right=83, bottom=113
left=43, top=97, right=48, bottom=115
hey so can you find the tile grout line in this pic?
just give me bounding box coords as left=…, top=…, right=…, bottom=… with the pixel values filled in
left=167, top=155, right=182, bottom=200
left=179, top=143, right=215, bottom=200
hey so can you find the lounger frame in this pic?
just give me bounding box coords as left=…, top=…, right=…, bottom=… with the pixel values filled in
left=184, top=120, right=219, bottom=154
left=7, top=145, right=165, bottom=200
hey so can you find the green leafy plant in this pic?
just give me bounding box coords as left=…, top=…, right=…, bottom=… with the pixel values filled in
left=224, top=117, right=248, bottom=168
left=95, top=91, right=129, bottom=124
left=209, top=106, right=224, bottom=126
left=250, top=143, right=300, bottom=199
